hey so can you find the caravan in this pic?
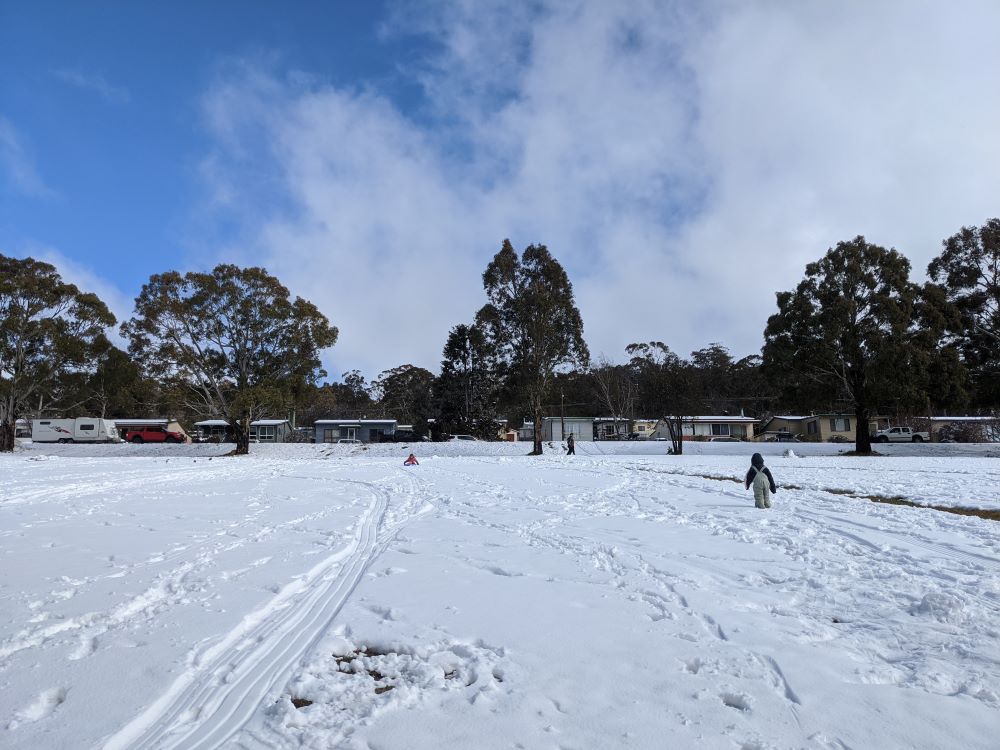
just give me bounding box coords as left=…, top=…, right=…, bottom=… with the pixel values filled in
left=31, top=418, right=121, bottom=444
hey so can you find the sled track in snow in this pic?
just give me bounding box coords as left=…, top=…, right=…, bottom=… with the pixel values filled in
left=101, top=476, right=424, bottom=750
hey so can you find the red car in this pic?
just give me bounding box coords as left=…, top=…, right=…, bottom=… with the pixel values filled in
left=126, top=426, right=186, bottom=444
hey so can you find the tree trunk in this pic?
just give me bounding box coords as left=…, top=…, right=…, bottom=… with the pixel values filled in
left=666, top=416, right=683, bottom=455
left=854, top=402, right=872, bottom=454
left=234, top=420, right=251, bottom=456
left=0, top=420, right=15, bottom=453
left=531, top=402, right=543, bottom=456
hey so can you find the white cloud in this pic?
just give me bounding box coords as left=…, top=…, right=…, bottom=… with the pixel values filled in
left=54, top=69, right=130, bottom=103
left=0, top=117, right=55, bottom=198
left=10, top=245, right=133, bottom=346
left=197, top=0, right=1000, bottom=378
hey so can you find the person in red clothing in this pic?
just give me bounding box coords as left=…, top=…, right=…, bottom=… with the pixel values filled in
left=404, top=453, right=419, bottom=466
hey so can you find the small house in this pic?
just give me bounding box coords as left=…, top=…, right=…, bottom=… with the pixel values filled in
left=194, top=420, right=234, bottom=442
left=540, top=417, right=594, bottom=442
left=916, top=415, right=1000, bottom=443
left=653, top=416, right=758, bottom=441
left=593, top=418, right=630, bottom=440
left=758, top=414, right=890, bottom=442
left=314, top=419, right=397, bottom=443
left=250, top=419, right=292, bottom=443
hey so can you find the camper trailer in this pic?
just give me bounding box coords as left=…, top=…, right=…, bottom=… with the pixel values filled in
left=31, top=418, right=121, bottom=444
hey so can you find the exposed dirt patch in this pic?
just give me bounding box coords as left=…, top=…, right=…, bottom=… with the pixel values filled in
left=291, top=697, right=313, bottom=709
left=651, top=467, right=1000, bottom=522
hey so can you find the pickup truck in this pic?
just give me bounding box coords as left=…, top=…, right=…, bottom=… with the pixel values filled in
left=873, top=426, right=929, bottom=443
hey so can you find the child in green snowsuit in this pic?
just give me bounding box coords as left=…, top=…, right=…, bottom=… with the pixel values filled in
left=745, top=453, right=777, bottom=509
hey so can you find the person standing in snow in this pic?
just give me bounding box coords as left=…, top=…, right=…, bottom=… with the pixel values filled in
left=566, top=433, right=575, bottom=455
left=745, top=453, right=776, bottom=508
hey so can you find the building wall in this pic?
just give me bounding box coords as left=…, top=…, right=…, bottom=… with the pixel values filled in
left=541, top=418, right=594, bottom=441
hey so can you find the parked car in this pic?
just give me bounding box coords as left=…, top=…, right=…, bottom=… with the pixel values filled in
left=873, top=426, right=929, bottom=443
left=448, top=434, right=479, bottom=441
left=126, top=426, right=186, bottom=444
left=337, top=438, right=362, bottom=444
left=707, top=436, right=740, bottom=442
left=766, top=432, right=800, bottom=443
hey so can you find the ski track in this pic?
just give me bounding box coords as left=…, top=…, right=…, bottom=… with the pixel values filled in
left=99, top=470, right=431, bottom=750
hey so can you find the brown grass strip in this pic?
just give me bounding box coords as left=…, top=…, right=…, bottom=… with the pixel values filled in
left=649, top=467, right=1000, bottom=522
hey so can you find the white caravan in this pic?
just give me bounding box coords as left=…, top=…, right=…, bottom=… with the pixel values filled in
left=31, top=418, right=121, bottom=444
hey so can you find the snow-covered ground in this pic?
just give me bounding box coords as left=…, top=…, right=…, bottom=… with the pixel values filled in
left=1, top=442, right=998, bottom=749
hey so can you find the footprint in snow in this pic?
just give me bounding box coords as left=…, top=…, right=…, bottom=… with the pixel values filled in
left=11, top=687, right=67, bottom=726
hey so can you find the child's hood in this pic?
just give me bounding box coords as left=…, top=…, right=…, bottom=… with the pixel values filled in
left=751, top=453, right=765, bottom=469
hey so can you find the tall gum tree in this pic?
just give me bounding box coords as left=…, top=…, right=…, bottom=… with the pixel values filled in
left=121, top=264, right=338, bottom=455
left=477, top=240, right=588, bottom=455
left=927, top=218, right=1000, bottom=406
left=0, top=255, right=115, bottom=452
left=763, top=236, right=918, bottom=454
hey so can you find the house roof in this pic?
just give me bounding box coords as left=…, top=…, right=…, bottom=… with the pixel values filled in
left=919, top=416, right=997, bottom=422
left=686, top=416, right=757, bottom=423
left=110, top=419, right=170, bottom=426
left=314, top=419, right=397, bottom=425
left=194, top=420, right=229, bottom=427
left=251, top=420, right=289, bottom=427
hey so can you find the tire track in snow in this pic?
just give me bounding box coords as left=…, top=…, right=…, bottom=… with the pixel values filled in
left=100, top=474, right=431, bottom=750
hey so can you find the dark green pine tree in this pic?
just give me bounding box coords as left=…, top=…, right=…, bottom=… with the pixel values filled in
left=434, top=323, right=498, bottom=439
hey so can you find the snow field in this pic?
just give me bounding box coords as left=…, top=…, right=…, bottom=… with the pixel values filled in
left=0, top=445, right=998, bottom=749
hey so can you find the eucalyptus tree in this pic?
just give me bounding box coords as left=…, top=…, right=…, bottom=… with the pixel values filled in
left=371, top=364, right=435, bottom=436
left=476, top=240, right=589, bottom=455
left=927, top=218, right=1000, bottom=406
left=122, top=264, right=337, bottom=454
left=0, top=255, right=115, bottom=451
left=763, top=237, right=919, bottom=454
left=626, top=342, right=702, bottom=455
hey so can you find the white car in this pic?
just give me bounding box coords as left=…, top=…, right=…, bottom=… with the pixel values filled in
left=337, top=438, right=362, bottom=444
left=449, top=434, right=479, bottom=441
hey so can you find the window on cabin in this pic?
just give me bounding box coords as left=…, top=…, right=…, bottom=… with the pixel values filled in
left=829, top=417, right=851, bottom=432
left=711, top=424, right=730, bottom=436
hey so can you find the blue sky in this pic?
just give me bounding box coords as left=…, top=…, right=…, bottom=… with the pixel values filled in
left=1, top=1, right=420, bottom=294
left=3, top=2, right=1000, bottom=379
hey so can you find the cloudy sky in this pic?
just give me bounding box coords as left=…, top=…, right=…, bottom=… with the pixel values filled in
left=3, top=1, right=999, bottom=379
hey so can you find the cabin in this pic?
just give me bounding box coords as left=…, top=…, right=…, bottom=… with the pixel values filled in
left=653, top=416, right=758, bottom=441
left=758, top=414, right=890, bottom=442
left=314, top=419, right=397, bottom=443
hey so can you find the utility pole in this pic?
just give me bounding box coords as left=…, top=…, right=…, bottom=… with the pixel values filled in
left=561, top=392, right=565, bottom=441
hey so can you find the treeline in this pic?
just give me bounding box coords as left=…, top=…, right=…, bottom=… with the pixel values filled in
left=2, top=219, right=997, bottom=454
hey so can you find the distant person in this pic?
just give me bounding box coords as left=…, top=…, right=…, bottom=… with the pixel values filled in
left=745, top=452, right=776, bottom=509
left=404, top=453, right=419, bottom=466
left=566, top=433, right=576, bottom=455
